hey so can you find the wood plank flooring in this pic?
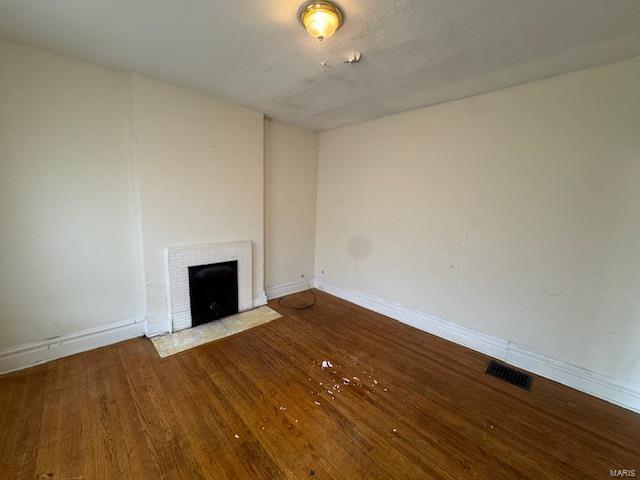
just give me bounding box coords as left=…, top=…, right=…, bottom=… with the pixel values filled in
left=0, top=289, right=638, bottom=479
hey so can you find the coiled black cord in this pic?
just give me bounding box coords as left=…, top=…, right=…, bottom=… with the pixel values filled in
left=277, top=279, right=317, bottom=310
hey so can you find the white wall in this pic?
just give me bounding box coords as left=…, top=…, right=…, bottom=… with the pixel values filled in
left=0, top=39, right=145, bottom=352
left=0, top=39, right=270, bottom=368
left=264, top=119, right=318, bottom=297
left=316, top=59, right=640, bottom=386
left=132, top=75, right=265, bottom=335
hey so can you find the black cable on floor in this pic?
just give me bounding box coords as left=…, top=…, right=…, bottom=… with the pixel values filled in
left=277, top=279, right=317, bottom=310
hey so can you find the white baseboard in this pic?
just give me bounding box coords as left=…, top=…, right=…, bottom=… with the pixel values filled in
left=266, top=278, right=311, bottom=300
left=0, top=316, right=146, bottom=375
left=253, top=291, right=268, bottom=307
left=505, top=347, right=640, bottom=414
left=146, top=320, right=171, bottom=338
left=315, top=279, right=640, bottom=414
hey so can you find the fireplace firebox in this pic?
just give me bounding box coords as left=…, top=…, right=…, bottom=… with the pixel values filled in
left=188, top=260, right=239, bottom=326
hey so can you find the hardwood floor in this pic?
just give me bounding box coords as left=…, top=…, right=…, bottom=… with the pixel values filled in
left=0, top=289, right=638, bottom=479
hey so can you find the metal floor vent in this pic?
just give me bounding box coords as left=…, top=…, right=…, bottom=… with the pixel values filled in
left=485, top=361, right=532, bottom=390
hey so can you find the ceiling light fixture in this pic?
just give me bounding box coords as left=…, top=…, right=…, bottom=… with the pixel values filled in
left=299, top=1, right=343, bottom=41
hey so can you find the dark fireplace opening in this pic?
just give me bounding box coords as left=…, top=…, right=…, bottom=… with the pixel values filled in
left=188, top=260, right=239, bottom=327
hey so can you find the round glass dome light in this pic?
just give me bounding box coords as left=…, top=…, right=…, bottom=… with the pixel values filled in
left=299, top=1, right=343, bottom=40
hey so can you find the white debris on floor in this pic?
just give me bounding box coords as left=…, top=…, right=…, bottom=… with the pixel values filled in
left=307, top=354, right=390, bottom=410
left=279, top=406, right=287, bottom=411
left=235, top=434, right=240, bottom=438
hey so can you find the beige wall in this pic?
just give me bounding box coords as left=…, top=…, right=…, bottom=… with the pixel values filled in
left=316, top=59, right=640, bottom=385
left=0, top=40, right=145, bottom=350
left=132, top=75, right=265, bottom=335
left=264, top=119, right=318, bottom=291
left=0, top=39, right=269, bottom=355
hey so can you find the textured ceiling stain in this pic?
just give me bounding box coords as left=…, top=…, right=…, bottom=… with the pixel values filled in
left=0, top=0, right=639, bottom=131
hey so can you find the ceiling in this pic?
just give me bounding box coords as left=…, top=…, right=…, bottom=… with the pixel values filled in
left=1, top=0, right=639, bottom=131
